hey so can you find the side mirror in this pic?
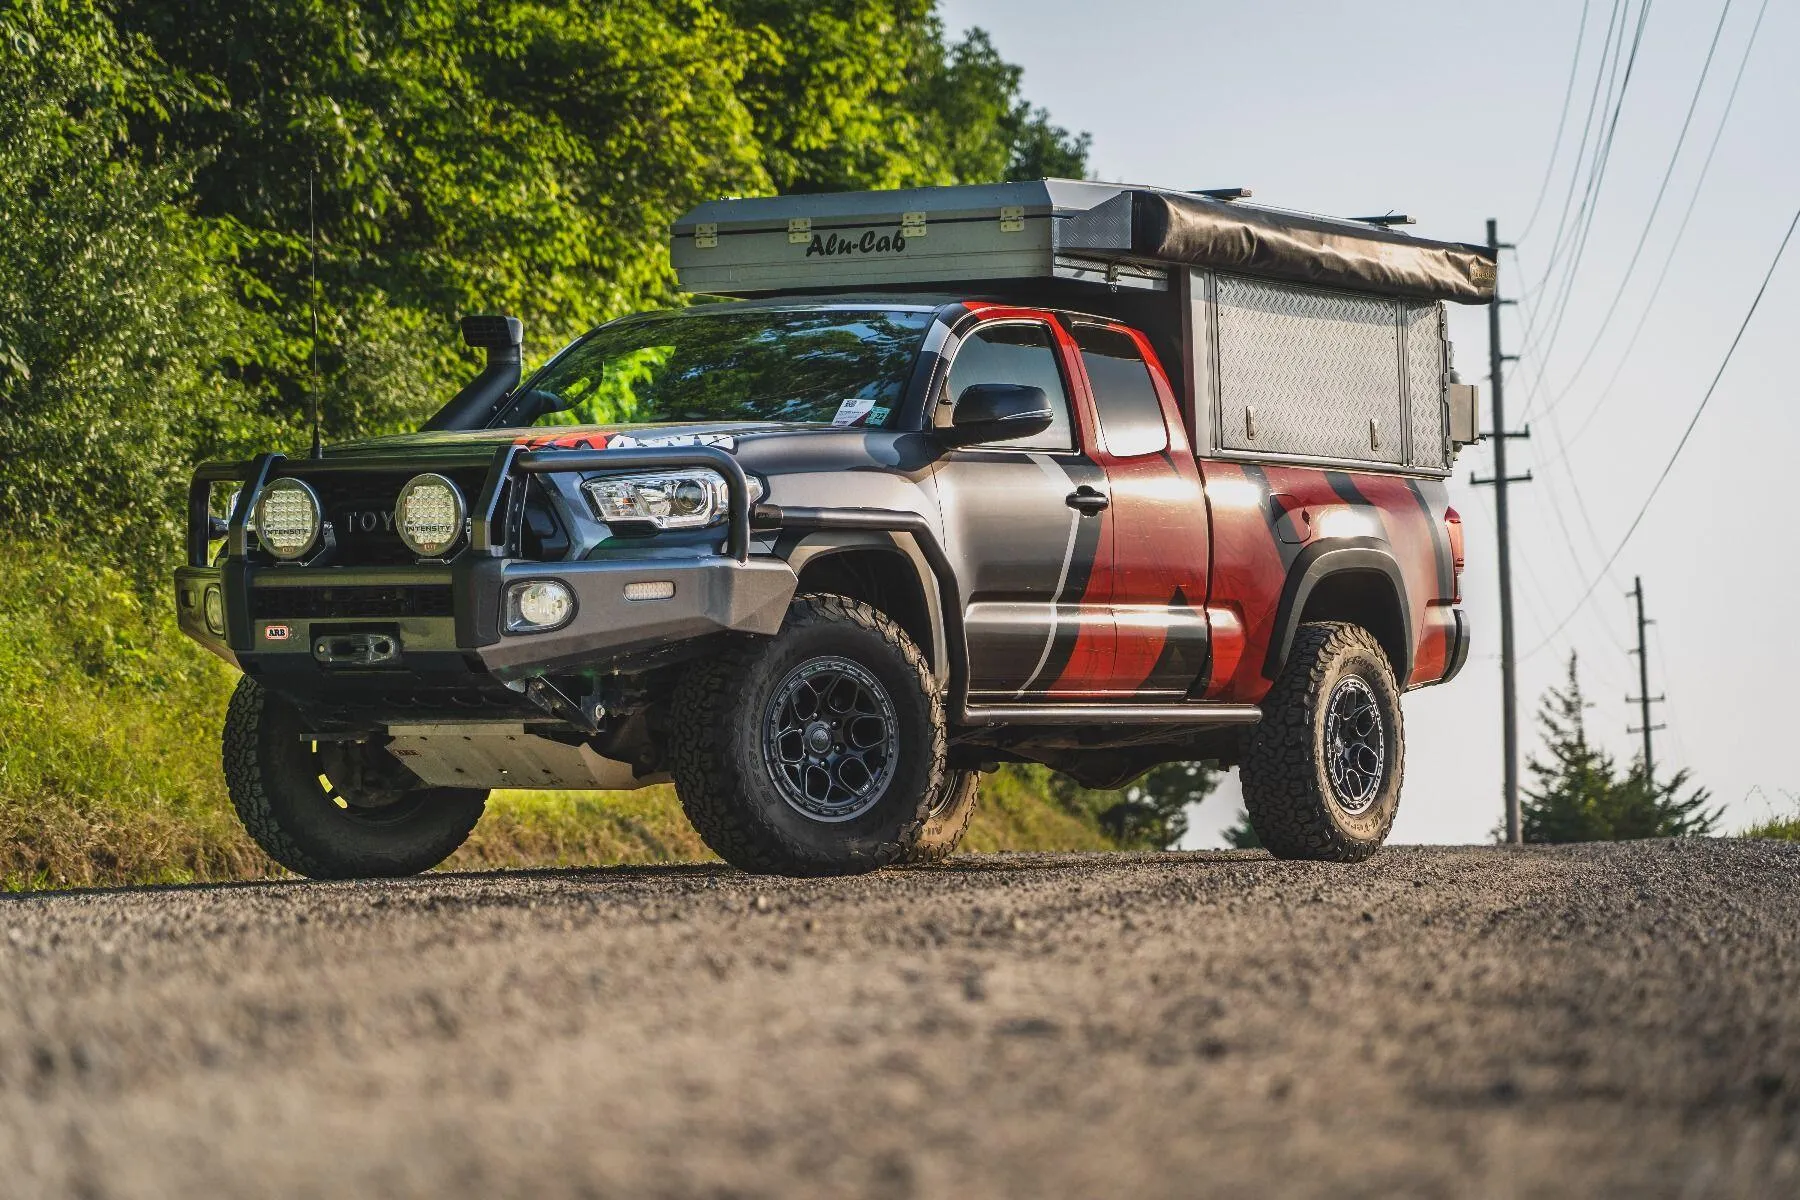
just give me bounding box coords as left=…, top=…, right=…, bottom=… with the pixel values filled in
left=942, top=383, right=1053, bottom=447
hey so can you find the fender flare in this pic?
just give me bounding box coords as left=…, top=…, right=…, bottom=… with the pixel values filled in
left=1262, top=537, right=1412, bottom=684
left=778, top=530, right=951, bottom=687
left=760, top=506, right=969, bottom=721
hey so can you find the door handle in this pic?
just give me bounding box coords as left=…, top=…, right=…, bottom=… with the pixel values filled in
left=1066, top=486, right=1110, bottom=514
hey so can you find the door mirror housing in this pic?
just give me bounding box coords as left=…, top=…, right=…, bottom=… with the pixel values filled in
left=942, top=383, right=1054, bottom=447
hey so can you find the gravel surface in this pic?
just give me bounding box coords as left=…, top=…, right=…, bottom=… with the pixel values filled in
left=2, top=841, right=1798, bottom=1199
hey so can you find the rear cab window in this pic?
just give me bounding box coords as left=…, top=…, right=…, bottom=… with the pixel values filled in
left=1072, top=323, right=1169, bottom=458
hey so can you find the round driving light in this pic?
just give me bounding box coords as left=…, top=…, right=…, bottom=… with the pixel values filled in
left=396, top=473, right=466, bottom=557
left=506, top=580, right=576, bottom=633
left=254, top=478, right=322, bottom=560
left=202, top=585, right=225, bottom=635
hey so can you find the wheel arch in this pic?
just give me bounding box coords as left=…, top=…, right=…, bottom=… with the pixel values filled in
left=786, top=535, right=948, bottom=686
left=1263, top=538, right=1412, bottom=684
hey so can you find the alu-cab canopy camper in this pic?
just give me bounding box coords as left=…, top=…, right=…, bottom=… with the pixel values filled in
left=671, top=180, right=1493, bottom=475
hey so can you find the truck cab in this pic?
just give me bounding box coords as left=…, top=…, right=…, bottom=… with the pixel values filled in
left=176, top=180, right=1487, bottom=878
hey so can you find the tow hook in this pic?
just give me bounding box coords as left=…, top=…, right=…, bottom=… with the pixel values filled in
left=523, top=677, right=605, bottom=734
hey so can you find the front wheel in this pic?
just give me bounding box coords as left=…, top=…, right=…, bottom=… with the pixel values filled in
left=670, top=594, right=945, bottom=876
left=222, top=678, right=488, bottom=879
left=1239, top=621, right=1404, bottom=861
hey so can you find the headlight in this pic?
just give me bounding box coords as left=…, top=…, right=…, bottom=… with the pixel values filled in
left=395, top=473, right=466, bottom=557
left=506, top=580, right=576, bottom=633
left=254, top=478, right=322, bottom=560
left=581, top=469, right=761, bottom=531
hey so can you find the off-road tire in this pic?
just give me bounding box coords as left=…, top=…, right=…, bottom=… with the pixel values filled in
left=1240, top=621, right=1404, bottom=862
left=670, top=594, right=945, bottom=876
left=897, top=770, right=979, bottom=865
left=223, top=677, right=488, bottom=879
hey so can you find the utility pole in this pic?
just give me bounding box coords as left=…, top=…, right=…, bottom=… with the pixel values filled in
left=1626, top=576, right=1666, bottom=787
left=1471, top=219, right=1533, bottom=844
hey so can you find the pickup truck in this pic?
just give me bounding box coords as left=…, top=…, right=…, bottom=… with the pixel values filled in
left=175, top=181, right=1485, bottom=877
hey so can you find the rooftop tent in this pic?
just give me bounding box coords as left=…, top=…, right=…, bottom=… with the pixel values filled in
left=669, top=180, right=1496, bottom=304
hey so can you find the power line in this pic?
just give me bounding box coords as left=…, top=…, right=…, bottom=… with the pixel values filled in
left=1518, top=0, right=1596, bottom=242
left=1521, top=203, right=1799, bottom=659
left=1552, top=0, right=1771, bottom=457
left=1529, top=0, right=1735, bottom=419
left=1517, top=0, right=1656, bottom=389
left=1520, top=0, right=1629, bottom=308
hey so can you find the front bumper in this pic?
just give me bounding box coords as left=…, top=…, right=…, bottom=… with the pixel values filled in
left=174, top=443, right=796, bottom=706
left=176, top=554, right=797, bottom=683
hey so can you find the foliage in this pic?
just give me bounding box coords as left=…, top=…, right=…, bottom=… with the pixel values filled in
left=1522, top=654, right=1717, bottom=843
left=0, top=0, right=275, bottom=574
left=1024, top=760, right=1219, bottom=851
left=1744, top=815, right=1800, bottom=841
left=1222, top=808, right=1262, bottom=849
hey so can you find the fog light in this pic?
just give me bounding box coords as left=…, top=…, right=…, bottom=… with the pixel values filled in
left=506, top=580, right=575, bottom=633
left=623, top=580, right=676, bottom=603
left=203, top=585, right=225, bottom=635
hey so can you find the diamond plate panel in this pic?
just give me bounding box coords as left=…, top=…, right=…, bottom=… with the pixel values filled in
left=1215, top=277, right=1404, bottom=464
left=1405, top=301, right=1448, bottom=470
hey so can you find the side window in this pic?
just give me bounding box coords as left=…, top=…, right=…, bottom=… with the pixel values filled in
left=1073, top=324, right=1168, bottom=458
left=939, top=322, right=1075, bottom=451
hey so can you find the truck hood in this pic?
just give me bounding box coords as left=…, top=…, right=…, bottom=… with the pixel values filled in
left=322, top=421, right=820, bottom=462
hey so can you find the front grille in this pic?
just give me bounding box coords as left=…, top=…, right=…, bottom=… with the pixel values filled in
left=286, top=467, right=495, bottom=566
left=250, top=585, right=455, bottom=620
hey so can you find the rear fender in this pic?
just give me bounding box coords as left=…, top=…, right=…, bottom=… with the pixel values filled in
left=1263, top=537, right=1412, bottom=683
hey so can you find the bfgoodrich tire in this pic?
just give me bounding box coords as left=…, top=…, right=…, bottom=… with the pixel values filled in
left=896, top=770, right=979, bottom=865
left=1240, top=621, right=1404, bottom=862
left=670, top=594, right=945, bottom=876
left=223, top=677, right=488, bottom=879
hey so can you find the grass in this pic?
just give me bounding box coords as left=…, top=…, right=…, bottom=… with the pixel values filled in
left=1742, top=815, right=1800, bottom=841
left=0, top=542, right=1126, bottom=890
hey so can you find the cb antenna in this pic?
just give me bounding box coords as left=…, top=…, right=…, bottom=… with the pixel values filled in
left=308, top=163, right=323, bottom=459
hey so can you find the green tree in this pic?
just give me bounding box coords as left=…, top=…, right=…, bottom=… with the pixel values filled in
left=1521, top=654, right=1717, bottom=842
left=1222, top=808, right=1261, bottom=849
left=1039, top=760, right=1217, bottom=850
left=0, top=0, right=272, bottom=569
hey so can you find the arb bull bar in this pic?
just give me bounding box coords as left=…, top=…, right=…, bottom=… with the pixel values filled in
left=174, top=444, right=797, bottom=695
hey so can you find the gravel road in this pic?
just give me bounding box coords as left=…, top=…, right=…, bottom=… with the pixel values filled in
left=2, top=841, right=1798, bottom=1199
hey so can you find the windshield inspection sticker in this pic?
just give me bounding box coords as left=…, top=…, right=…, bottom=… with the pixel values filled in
left=832, top=397, right=878, bottom=427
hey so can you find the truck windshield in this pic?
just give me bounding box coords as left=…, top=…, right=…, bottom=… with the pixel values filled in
left=521, top=307, right=934, bottom=430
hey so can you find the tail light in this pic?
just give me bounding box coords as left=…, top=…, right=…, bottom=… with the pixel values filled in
left=1444, top=506, right=1465, bottom=603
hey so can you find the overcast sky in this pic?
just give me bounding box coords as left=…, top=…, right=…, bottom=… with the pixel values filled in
left=938, top=0, right=1800, bottom=846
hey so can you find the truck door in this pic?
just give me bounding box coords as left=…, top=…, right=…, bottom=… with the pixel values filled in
left=1067, top=320, right=1211, bottom=698
left=931, top=313, right=1114, bottom=701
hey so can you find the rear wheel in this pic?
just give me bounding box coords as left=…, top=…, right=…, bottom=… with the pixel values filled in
left=1240, top=621, right=1403, bottom=862
left=896, top=770, right=979, bottom=865
left=670, top=594, right=944, bottom=876
left=222, top=678, right=488, bottom=879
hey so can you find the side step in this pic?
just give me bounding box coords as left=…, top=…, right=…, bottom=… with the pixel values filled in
left=957, top=703, right=1261, bottom=728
